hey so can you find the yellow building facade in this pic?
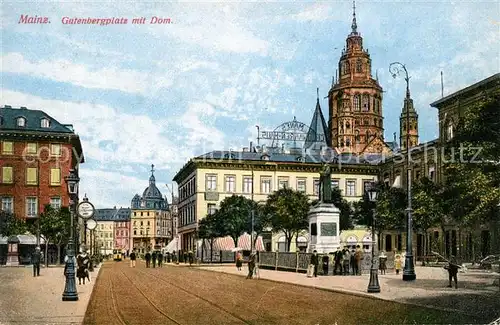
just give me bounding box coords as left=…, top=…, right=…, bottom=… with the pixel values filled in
left=173, top=150, right=379, bottom=253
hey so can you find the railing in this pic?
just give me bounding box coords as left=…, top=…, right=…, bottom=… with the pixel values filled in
left=258, top=251, right=396, bottom=273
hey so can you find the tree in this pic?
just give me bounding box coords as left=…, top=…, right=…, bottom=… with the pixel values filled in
left=374, top=184, right=407, bottom=234
left=38, top=205, right=71, bottom=266
left=0, top=210, right=28, bottom=237
left=198, top=212, right=222, bottom=262
left=412, top=177, right=445, bottom=263
left=216, top=195, right=253, bottom=247
left=247, top=202, right=270, bottom=248
left=265, top=187, right=311, bottom=252
left=442, top=95, right=500, bottom=254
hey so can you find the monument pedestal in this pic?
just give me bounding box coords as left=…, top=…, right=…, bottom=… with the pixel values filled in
left=308, top=203, right=341, bottom=254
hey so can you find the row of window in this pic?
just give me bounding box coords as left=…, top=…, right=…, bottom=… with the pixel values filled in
left=132, top=220, right=170, bottom=227
left=204, top=175, right=369, bottom=197
left=0, top=116, right=51, bottom=128
left=179, top=177, right=196, bottom=200
left=179, top=203, right=195, bottom=228
left=337, top=94, right=381, bottom=114
left=339, top=118, right=383, bottom=131
left=132, top=229, right=169, bottom=236
left=0, top=166, right=62, bottom=185
left=341, top=59, right=368, bottom=76
left=0, top=196, right=61, bottom=216
left=1, top=141, right=63, bottom=156
left=133, top=211, right=160, bottom=217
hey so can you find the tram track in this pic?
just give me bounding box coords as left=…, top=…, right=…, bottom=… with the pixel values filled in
left=118, top=267, right=183, bottom=325
left=132, top=267, right=252, bottom=324
left=107, top=266, right=128, bottom=325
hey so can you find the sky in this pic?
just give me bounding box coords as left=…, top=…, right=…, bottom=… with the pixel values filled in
left=1, top=0, right=499, bottom=209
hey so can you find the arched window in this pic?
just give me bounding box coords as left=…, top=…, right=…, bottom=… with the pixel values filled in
left=362, top=94, right=370, bottom=111
left=346, top=121, right=351, bottom=129
left=364, top=118, right=369, bottom=125
left=17, top=117, right=26, bottom=127
left=366, top=130, right=370, bottom=141
left=374, top=118, right=377, bottom=126
left=355, top=119, right=359, bottom=126
left=356, top=59, right=363, bottom=73
left=337, top=96, right=342, bottom=111
left=340, top=139, right=345, bottom=147
left=346, top=138, right=351, bottom=147
left=343, top=61, right=350, bottom=75
left=353, top=94, right=361, bottom=111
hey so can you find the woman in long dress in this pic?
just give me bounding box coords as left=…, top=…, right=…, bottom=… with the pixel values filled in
left=236, top=252, right=243, bottom=271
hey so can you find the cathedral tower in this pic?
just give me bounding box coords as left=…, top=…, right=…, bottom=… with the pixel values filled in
left=328, top=1, right=385, bottom=154
left=399, top=85, right=419, bottom=150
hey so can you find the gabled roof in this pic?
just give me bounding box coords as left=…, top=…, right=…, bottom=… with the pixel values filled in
left=304, top=95, right=330, bottom=150
left=94, top=208, right=131, bottom=221
left=0, top=105, right=74, bottom=133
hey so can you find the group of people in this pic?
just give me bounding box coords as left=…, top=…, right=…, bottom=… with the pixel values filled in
left=309, top=246, right=365, bottom=277
left=144, top=250, right=164, bottom=268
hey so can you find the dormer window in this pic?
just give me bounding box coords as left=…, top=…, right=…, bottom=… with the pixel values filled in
left=41, top=118, right=50, bottom=128
left=17, top=117, right=26, bottom=127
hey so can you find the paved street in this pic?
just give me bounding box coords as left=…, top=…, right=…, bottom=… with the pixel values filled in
left=83, top=261, right=491, bottom=324
left=197, top=263, right=500, bottom=321
left=0, top=264, right=99, bottom=325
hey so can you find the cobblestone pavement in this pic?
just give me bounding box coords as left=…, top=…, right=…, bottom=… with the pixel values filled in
left=0, top=265, right=100, bottom=325
left=196, top=264, right=500, bottom=321
left=84, top=261, right=486, bottom=325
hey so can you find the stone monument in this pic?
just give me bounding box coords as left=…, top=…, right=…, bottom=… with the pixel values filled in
left=308, top=163, right=341, bottom=253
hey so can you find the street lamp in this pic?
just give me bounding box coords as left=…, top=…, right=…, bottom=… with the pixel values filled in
left=62, top=169, right=79, bottom=301
left=367, top=182, right=380, bottom=293
left=389, top=61, right=416, bottom=281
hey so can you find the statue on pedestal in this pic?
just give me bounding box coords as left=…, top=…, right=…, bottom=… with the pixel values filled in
left=319, top=163, right=333, bottom=203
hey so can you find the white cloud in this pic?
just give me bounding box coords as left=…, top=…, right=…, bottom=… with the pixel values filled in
left=1, top=53, right=171, bottom=95
left=291, top=3, right=333, bottom=22
left=1, top=89, right=195, bottom=168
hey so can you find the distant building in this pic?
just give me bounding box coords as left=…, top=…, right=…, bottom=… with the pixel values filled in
left=130, top=165, right=172, bottom=253
left=92, top=206, right=131, bottom=255
left=0, top=105, right=84, bottom=227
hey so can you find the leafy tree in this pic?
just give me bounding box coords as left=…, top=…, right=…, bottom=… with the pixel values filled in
left=198, top=212, right=222, bottom=262
left=0, top=210, right=28, bottom=237
left=411, top=177, right=445, bottom=262
left=247, top=202, right=270, bottom=248
left=442, top=95, right=500, bottom=253
left=38, top=205, right=71, bottom=266
left=265, top=187, right=311, bottom=252
left=374, top=184, right=407, bottom=234
left=216, top=195, right=253, bottom=247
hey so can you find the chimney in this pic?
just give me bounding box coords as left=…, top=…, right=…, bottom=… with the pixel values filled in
left=249, top=141, right=253, bottom=152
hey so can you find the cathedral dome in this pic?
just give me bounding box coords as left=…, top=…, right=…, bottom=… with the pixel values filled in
left=142, top=165, right=163, bottom=199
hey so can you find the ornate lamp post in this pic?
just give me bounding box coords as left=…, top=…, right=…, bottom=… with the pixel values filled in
left=62, top=169, right=79, bottom=301
left=367, top=182, right=380, bottom=293
left=389, top=61, right=416, bottom=281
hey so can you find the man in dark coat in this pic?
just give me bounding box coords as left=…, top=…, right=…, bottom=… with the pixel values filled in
left=333, top=247, right=342, bottom=275
left=445, top=255, right=460, bottom=288
left=145, top=251, right=151, bottom=268
left=246, top=253, right=257, bottom=279
left=31, top=247, right=42, bottom=277
left=152, top=251, right=157, bottom=268
left=129, top=250, right=136, bottom=267
left=157, top=251, right=163, bottom=267
left=310, top=250, right=319, bottom=277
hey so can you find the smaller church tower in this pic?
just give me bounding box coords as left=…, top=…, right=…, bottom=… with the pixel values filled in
left=399, top=85, right=419, bottom=150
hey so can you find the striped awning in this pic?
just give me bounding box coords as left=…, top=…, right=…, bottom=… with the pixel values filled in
left=208, top=233, right=265, bottom=251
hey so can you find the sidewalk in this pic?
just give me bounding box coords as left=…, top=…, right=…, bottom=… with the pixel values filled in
left=0, top=264, right=101, bottom=325
left=197, top=264, right=500, bottom=318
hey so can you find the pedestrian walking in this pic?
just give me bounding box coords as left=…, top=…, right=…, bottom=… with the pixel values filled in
left=354, top=245, right=363, bottom=275
left=183, top=251, right=188, bottom=264
left=188, top=250, right=194, bottom=266
left=310, top=250, right=319, bottom=277
left=379, top=251, right=387, bottom=275
left=395, top=254, right=402, bottom=275
left=333, top=247, right=342, bottom=275
left=445, top=255, right=461, bottom=289
left=130, top=250, right=137, bottom=267
left=145, top=251, right=151, bottom=268
left=152, top=251, right=157, bottom=268
left=236, top=252, right=243, bottom=271
left=31, top=246, right=42, bottom=277
left=158, top=251, right=163, bottom=267
left=246, top=252, right=257, bottom=279
left=76, top=249, right=90, bottom=285
left=342, top=247, right=351, bottom=275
